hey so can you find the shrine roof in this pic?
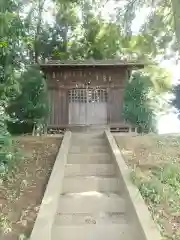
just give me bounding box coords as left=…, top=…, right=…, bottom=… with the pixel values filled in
left=39, top=59, right=147, bottom=69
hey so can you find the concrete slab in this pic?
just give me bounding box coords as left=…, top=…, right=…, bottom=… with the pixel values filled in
left=51, top=224, right=132, bottom=240
left=57, top=192, right=125, bottom=213
left=70, top=145, right=109, bottom=153
left=54, top=212, right=127, bottom=225
left=64, top=163, right=115, bottom=176
left=72, top=132, right=104, bottom=139
left=62, top=176, right=120, bottom=193
left=67, top=153, right=111, bottom=164
left=71, top=138, right=107, bottom=145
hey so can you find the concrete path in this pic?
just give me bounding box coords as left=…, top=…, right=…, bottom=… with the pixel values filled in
left=51, top=132, right=133, bottom=240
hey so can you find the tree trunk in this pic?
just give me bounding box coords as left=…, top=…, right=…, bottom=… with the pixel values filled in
left=171, top=0, right=180, bottom=56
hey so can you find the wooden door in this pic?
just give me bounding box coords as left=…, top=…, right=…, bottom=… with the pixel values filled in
left=68, top=88, right=107, bottom=125
left=108, top=88, right=124, bottom=123
left=87, top=89, right=107, bottom=125
left=69, top=89, right=86, bottom=125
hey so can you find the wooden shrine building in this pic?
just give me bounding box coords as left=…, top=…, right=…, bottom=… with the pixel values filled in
left=40, top=60, right=145, bottom=131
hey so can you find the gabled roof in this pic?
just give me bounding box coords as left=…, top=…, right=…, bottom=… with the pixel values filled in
left=39, top=59, right=147, bottom=69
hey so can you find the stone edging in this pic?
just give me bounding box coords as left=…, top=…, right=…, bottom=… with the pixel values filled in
left=30, top=131, right=72, bottom=240
left=105, top=130, right=162, bottom=240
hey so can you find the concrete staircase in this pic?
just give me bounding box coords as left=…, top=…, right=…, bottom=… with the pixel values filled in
left=51, top=132, right=134, bottom=240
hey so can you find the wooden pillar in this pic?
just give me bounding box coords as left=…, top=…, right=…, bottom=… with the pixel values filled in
left=107, top=87, right=110, bottom=124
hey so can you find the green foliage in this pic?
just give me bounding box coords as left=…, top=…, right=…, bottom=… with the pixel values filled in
left=144, top=66, right=172, bottom=93
left=0, top=7, right=22, bottom=102
left=132, top=172, right=162, bottom=204
left=152, top=163, right=180, bottom=189
left=171, top=0, right=180, bottom=55
left=123, top=72, right=157, bottom=132
left=0, top=0, right=23, bottom=175
left=131, top=161, right=180, bottom=239
left=7, top=66, right=49, bottom=129
left=123, top=65, right=171, bottom=132
left=0, top=106, right=14, bottom=176
left=172, top=84, right=180, bottom=117
left=122, top=0, right=180, bottom=59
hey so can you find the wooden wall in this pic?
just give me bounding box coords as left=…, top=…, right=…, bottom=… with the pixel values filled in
left=108, top=88, right=124, bottom=124
left=45, top=66, right=128, bottom=89
left=48, top=88, right=68, bottom=127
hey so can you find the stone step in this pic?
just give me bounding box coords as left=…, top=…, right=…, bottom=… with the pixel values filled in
left=72, top=132, right=104, bottom=140
left=67, top=153, right=111, bottom=164
left=62, top=177, right=120, bottom=193
left=52, top=224, right=132, bottom=240
left=70, top=145, right=109, bottom=153
left=57, top=192, right=125, bottom=213
left=71, top=138, right=107, bottom=146
left=54, top=212, right=127, bottom=225
left=64, top=164, right=115, bottom=177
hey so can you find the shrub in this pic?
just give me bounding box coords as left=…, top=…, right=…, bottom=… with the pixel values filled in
left=7, top=66, right=49, bottom=134
left=0, top=106, right=14, bottom=176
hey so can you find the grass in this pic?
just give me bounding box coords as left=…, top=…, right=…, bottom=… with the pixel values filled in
left=0, top=214, right=12, bottom=235
left=116, top=134, right=180, bottom=240
left=18, top=234, right=29, bottom=240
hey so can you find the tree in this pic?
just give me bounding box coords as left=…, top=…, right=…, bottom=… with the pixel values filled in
left=123, top=65, right=172, bottom=132
left=0, top=0, right=23, bottom=102
left=123, top=72, right=157, bottom=132
left=119, top=0, right=180, bottom=58
left=0, top=0, right=24, bottom=173
left=172, top=84, right=180, bottom=118
left=7, top=66, right=49, bottom=134
left=0, top=105, right=13, bottom=175
left=23, top=0, right=48, bottom=63
left=171, top=0, right=180, bottom=55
